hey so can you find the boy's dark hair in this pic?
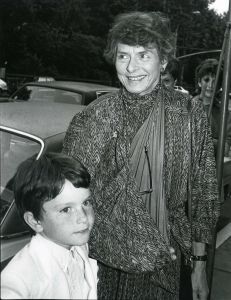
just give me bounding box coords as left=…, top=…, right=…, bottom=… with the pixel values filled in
left=13, top=152, right=90, bottom=220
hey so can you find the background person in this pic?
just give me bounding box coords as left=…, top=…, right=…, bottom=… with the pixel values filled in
left=161, top=57, right=180, bottom=89
left=63, top=11, right=219, bottom=300
left=192, top=58, right=231, bottom=157
left=1, top=152, right=97, bottom=299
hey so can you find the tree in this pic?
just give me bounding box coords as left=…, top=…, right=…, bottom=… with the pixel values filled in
left=0, top=0, right=226, bottom=82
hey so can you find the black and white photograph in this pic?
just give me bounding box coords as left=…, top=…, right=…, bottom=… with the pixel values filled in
left=1, top=0, right=231, bottom=299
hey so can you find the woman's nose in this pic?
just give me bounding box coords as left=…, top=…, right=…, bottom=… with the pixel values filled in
left=127, top=57, right=138, bottom=73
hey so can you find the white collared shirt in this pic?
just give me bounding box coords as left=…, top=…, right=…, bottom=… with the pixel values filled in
left=1, top=234, right=98, bottom=299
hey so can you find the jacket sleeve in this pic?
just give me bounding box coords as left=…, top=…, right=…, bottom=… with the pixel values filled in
left=191, top=101, right=220, bottom=244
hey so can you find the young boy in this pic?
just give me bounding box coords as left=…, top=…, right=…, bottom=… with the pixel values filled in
left=1, top=152, right=97, bottom=299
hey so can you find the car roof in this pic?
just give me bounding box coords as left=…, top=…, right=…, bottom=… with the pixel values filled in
left=0, top=102, right=84, bottom=139
left=22, top=81, right=119, bottom=93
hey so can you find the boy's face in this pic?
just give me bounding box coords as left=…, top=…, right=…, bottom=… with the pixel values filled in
left=37, top=180, right=94, bottom=249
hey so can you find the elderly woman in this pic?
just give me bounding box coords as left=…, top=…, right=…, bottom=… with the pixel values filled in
left=63, top=12, right=219, bottom=300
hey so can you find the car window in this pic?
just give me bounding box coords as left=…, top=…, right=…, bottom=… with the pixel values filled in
left=54, top=90, right=82, bottom=104
left=11, top=86, right=83, bottom=104
left=0, top=129, right=42, bottom=223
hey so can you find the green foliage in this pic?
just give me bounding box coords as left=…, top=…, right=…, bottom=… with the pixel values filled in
left=0, top=0, right=227, bottom=82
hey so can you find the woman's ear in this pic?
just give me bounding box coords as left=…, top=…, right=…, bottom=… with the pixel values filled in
left=24, top=211, right=43, bottom=233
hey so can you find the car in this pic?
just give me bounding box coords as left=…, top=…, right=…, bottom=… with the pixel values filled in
left=0, top=101, right=86, bottom=270
left=174, top=85, right=189, bottom=94
left=10, top=81, right=119, bottom=104
left=6, top=81, right=118, bottom=105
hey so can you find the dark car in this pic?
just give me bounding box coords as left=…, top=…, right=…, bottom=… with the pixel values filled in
left=0, top=101, right=85, bottom=270
left=3, top=81, right=118, bottom=105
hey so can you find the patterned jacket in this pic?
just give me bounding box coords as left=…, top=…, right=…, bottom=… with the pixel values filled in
left=63, top=85, right=219, bottom=291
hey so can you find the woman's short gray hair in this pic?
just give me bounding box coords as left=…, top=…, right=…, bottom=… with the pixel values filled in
left=104, top=11, right=175, bottom=64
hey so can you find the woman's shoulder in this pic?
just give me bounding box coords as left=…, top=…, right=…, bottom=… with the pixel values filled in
left=164, top=87, right=190, bottom=112
left=88, top=90, right=120, bottom=110
left=78, top=90, right=120, bottom=119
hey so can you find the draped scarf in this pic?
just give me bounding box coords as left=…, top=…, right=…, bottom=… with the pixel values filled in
left=129, top=88, right=169, bottom=243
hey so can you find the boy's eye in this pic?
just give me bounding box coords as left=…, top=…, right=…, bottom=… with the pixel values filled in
left=83, top=198, right=93, bottom=207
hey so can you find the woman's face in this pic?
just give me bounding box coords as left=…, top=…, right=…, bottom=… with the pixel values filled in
left=115, top=43, right=164, bottom=95
left=199, top=73, right=216, bottom=104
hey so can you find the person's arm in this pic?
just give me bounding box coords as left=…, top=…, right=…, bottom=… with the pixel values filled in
left=190, top=102, right=220, bottom=300
left=191, top=242, right=208, bottom=300
left=191, top=102, right=219, bottom=244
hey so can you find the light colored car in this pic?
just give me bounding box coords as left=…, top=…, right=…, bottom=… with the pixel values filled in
left=174, top=85, right=189, bottom=94
left=0, top=101, right=85, bottom=270
left=8, top=81, right=118, bottom=105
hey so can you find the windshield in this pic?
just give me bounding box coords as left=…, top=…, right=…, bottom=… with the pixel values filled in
left=11, top=85, right=83, bottom=104
left=0, top=129, right=42, bottom=223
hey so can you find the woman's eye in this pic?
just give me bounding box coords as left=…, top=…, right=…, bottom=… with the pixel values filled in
left=60, top=207, right=72, bottom=213
left=117, top=54, right=128, bottom=60
left=140, top=53, right=148, bottom=59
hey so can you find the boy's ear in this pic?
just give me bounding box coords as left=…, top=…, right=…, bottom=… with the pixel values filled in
left=24, top=212, right=43, bottom=233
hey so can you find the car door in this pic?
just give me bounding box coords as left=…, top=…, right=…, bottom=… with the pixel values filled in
left=0, top=127, right=44, bottom=270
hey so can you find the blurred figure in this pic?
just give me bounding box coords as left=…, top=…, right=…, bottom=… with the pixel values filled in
left=161, top=58, right=180, bottom=89
left=162, top=58, right=190, bottom=96
left=193, top=58, right=231, bottom=157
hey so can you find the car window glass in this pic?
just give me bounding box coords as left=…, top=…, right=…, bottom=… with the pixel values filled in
left=12, top=86, right=83, bottom=104
left=0, top=130, right=41, bottom=222
left=54, top=90, right=82, bottom=104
